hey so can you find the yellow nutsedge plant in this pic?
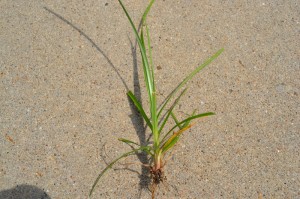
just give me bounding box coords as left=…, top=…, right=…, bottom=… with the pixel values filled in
left=89, top=0, right=224, bottom=198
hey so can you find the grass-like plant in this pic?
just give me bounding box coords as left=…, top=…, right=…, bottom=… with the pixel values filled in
left=89, top=0, right=223, bottom=198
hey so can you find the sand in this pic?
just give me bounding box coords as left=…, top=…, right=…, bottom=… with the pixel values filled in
left=1, top=0, right=299, bottom=198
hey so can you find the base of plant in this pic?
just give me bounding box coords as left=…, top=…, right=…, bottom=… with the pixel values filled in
left=150, top=167, right=167, bottom=199
left=150, top=166, right=165, bottom=185
left=150, top=166, right=166, bottom=199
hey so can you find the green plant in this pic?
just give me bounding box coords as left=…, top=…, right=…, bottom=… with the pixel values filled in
left=89, top=0, right=223, bottom=198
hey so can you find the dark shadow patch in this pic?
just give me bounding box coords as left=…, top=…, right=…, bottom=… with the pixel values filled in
left=43, top=6, right=129, bottom=91
left=0, top=184, right=51, bottom=199
left=43, top=6, right=151, bottom=196
left=128, top=38, right=152, bottom=193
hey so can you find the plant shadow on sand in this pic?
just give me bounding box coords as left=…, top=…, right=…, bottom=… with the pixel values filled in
left=0, top=184, right=51, bottom=199
left=44, top=6, right=151, bottom=197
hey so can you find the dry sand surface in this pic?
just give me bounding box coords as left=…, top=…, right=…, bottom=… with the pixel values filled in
left=1, top=0, right=299, bottom=198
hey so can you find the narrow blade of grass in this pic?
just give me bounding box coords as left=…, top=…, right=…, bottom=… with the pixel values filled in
left=118, top=138, right=140, bottom=146
left=140, top=27, right=145, bottom=47
left=161, top=136, right=179, bottom=153
left=142, top=1, right=155, bottom=89
left=142, top=0, right=155, bottom=24
left=171, top=111, right=182, bottom=129
left=118, top=0, right=159, bottom=150
left=158, top=48, right=224, bottom=117
left=127, top=90, right=153, bottom=130
left=146, top=24, right=155, bottom=90
left=89, top=150, right=137, bottom=198
left=89, top=147, right=149, bottom=198
left=181, top=109, right=197, bottom=128
left=142, top=13, right=158, bottom=150
left=161, top=123, right=194, bottom=153
left=140, top=25, right=158, bottom=144
left=158, top=88, right=188, bottom=135
left=170, top=109, right=196, bottom=130
left=161, top=112, right=215, bottom=143
left=118, top=138, right=153, bottom=156
left=151, top=91, right=159, bottom=149
left=118, top=0, right=154, bottom=101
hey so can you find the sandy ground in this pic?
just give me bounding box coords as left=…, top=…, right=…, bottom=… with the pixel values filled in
left=1, top=0, right=299, bottom=198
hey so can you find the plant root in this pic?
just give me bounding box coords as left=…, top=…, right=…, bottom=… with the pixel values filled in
left=150, top=166, right=167, bottom=199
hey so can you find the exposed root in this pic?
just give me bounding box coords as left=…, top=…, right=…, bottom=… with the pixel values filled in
left=151, top=183, right=157, bottom=199
left=150, top=168, right=165, bottom=184
left=150, top=166, right=166, bottom=199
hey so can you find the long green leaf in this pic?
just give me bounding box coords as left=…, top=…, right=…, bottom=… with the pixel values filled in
left=170, top=109, right=196, bottom=130
left=140, top=26, right=145, bottom=47
left=151, top=91, right=159, bottom=149
left=140, top=23, right=158, bottom=147
left=142, top=1, right=155, bottom=89
left=146, top=24, right=155, bottom=90
left=158, top=88, right=187, bottom=135
left=118, top=138, right=154, bottom=156
left=127, top=90, right=152, bottom=130
left=89, top=146, right=149, bottom=198
left=161, top=136, right=179, bottom=153
left=158, top=48, right=224, bottom=117
left=161, top=123, right=193, bottom=152
left=118, top=138, right=140, bottom=146
left=182, top=109, right=197, bottom=128
left=170, top=111, right=182, bottom=129
left=161, top=112, right=215, bottom=143
left=141, top=3, right=158, bottom=150
left=118, top=0, right=160, bottom=151
left=117, top=0, right=154, bottom=101
left=142, top=0, right=155, bottom=24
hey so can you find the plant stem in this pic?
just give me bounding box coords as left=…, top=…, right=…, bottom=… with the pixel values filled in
left=154, top=149, right=162, bottom=170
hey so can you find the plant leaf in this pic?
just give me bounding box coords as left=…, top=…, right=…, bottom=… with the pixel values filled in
left=127, top=90, right=152, bottom=130
left=150, top=91, right=159, bottom=150
left=118, top=138, right=154, bottom=155
left=162, top=124, right=192, bottom=147
left=89, top=146, right=150, bottom=198
left=181, top=109, right=197, bottom=128
left=117, top=0, right=154, bottom=101
left=118, top=138, right=140, bottom=146
left=142, top=1, right=155, bottom=90
left=118, top=0, right=159, bottom=150
left=161, top=123, right=194, bottom=152
left=158, top=48, right=224, bottom=117
left=142, top=0, right=155, bottom=24
left=161, top=112, right=215, bottom=143
left=170, top=111, right=182, bottom=129
left=140, top=26, right=145, bottom=47
left=161, top=136, right=179, bottom=153
left=158, top=88, right=187, bottom=135
left=146, top=24, right=155, bottom=90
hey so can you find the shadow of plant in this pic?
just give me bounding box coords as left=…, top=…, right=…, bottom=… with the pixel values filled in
left=0, top=184, right=51, bottom=199
left=44, top=6, right=151, bottom=195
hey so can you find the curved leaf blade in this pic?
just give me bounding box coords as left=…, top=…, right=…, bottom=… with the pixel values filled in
left=89, top=146, right=150, bottom=198
left=127, top=90, right=153, bottom=130
left=161, top=123, right=193, bottom=149
left=181, top=109, right=197, bottom=128
left=118, top=138, right=141, bottom=146
left=161, top=112, right=215, bottom=143
left=89, top=151, right=135, bottom=198
left=161, top=136, right=179, bottom=153
left=158, top=88, right=187, bottom=135
left=117, top=0, right=154, bottom=100
left=142, top=0, right=155, bottom=24
left=158, top=48, right=224, bottom=117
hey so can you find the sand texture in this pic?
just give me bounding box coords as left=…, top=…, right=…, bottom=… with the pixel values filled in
left=1, top=0, right=299, bottom=198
